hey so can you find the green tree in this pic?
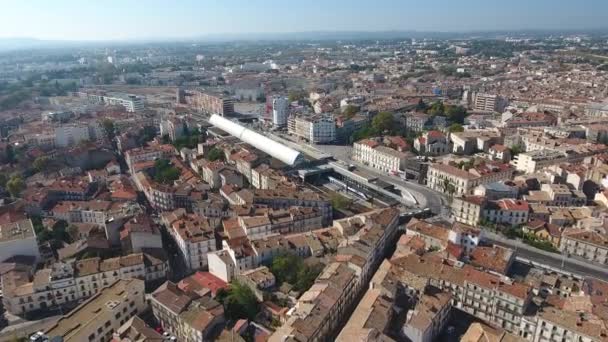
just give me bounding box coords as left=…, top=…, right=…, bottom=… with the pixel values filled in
left=5, top=144, right=15, bottom=164
left=446, top=105, right=467, bottom=124
left=207, top=148, right=225, bottom=162
left=221, top=282, right=259, bottom=321
left=6, top=175, right=24, bottom=198
left=510, top=144, right=524, bottom=156
left=101, top=119, right=116, bottom=140
left=428, top=101, right=445, bottom=116
left=342, top=105, right=358, bottom=118
left=448, top=123, right=464, bottom=133
left=330, top=194, right=352, bottom=211
left=372, top=112, right=394, bottom=133
left=33, top=156, right=51, bottom=172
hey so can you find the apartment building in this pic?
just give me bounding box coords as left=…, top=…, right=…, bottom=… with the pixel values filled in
left=512, top=150, right=570, bottom=174
left=124, top=144, right=174, bottom=173
left=160, top=116, right=186, bottom=141
left=270, top=208, right=400, bottom=342
left=452, top=195, right=486, bottom=227
left=207, top=233, right=312, bottom=283
left=353, top=139, right=407, bottom=173
left=150, top=281, right=225, bottom=341
left=450, top=130, right=502, bottom=155
left=525, top=183, right=587, bottom=207
left=252, top=189, right=332, bottom=226
left=335, top=288, right=395, bottom=342
left=533, top=305, right=608, bottom=342
left=560, top=229, right=608, bottom=265
left=178, top=90, right=235, bottom=116
left=55, top=121, right=103, bottom=148
left=0, top=218, right=41, bottom=263
left=427, top=162, right=514, bottom=197
left=2, top=253, right=167, bottom=316
left=288, top=115, right=336, bottom=143
left=472, top=92, right=508, bottom=112
left=44, top=278, right=146, bottom=342
left=483, top=199, right=530, bottom=226
left=272, top=96, right=289, bottom=127
left=402, top=289, right=452, bottom=342
left=405, top=113, right=432, bottom=133
left=49, top=200, right=112, bottom=225
left=163, top=209, right=217, bottom=271
left=374, top=254, right=532, bottom=336
left=105, top=94, right=145, bottom=112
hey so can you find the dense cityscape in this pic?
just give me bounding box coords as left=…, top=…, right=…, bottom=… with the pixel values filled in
left=1, top=6, right=608, bottom=342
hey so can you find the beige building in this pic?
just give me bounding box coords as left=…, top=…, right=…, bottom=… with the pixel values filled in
left=44, top=278, right=146, bottom=342
left=560, top=229, right=608, bottom=265
left=452, top=196, right=486, bottom=227
left=353, top=139, right=407, bottom=173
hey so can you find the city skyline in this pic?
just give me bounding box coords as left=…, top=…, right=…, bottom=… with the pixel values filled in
left=1, top=0, right=607, bottom=41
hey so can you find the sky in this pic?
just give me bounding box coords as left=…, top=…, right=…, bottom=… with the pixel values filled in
left=0, top=0, right=607, bottom=41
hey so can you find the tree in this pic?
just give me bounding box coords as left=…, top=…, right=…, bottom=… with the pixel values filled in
left=428, top=101, right=445, bottom=116
left=5, top=144, right=15, bottom=164
left=448, top=123, right=464, bottom=133
left=416, top=99, right=428, bottom=111
left=101, top=119, right=116, bottom=140
left=342, top=105, right=358, bottom=118
left=372, top=112, right=394, bottom=133
left=510, top=144, right=524, bottom=156
left=6, top=175, right=24, bottom=198
left=33, top=156, right=51, bottom=172
left=330, top=194, right=352, bottom=211
left=221, top=282, right=259, bottom=321
left=445, top=105, right=467, bottom=124
left=207, top=148, right=225, bottom=162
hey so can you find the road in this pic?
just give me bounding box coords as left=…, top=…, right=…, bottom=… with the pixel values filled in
left=484, top=231, right=608, bottom=281
left=313, top=144, right=449, bottom=215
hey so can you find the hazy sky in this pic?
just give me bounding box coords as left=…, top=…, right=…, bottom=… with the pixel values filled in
left=1, top=0, right=607, bottom=40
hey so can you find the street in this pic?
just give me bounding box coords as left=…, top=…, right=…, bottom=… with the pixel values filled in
left=484, top=231, right=608, bottom=281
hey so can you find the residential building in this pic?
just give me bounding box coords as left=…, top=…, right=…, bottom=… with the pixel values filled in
left=353, top=139, right=407, bottom=173
left=44, top=278, right=146, bottom=342
left=188, top=91, right=235, bottom=116
left=483, top=199, right=530, bottom=226
left=55, top=122, right=103, bottom=147
left=525, top=184, right=587, bottom=207
left=150, top=281, right=226, bottom=341
left=560, top=229, right=608, bottom=265
left=471, top=92, right=508, bottom=112
left=0, top=218, right=40, bottom=263
left=512, top=150, right=570, bottom=174
left=402, top=288, right=452, bottom=342
left=427, top=162, right=514, bottom=197
left=160, top=116, right=186, bottom=141
left=164, top=210, right=217, bottom=271
left=452, top=196, right=486, bottom=227
left=288, top=115, right=336, bottom=144
left=272, top=96, right=289, bottom=128
left=414, top=131, right=449, bottom=156
left=2, top=253, right=166, bottom=316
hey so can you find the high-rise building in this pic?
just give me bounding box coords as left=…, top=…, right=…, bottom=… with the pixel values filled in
left=271, top=96, right=289, bottom=127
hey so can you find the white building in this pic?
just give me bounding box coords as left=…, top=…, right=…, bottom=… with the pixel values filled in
left=0, top=218, right=40, bottom=263
left=288, top=115, right=336, bottom=144
left=54, top=122, right=103, bottom=148
left=272, top=96, right=289, bottom=128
